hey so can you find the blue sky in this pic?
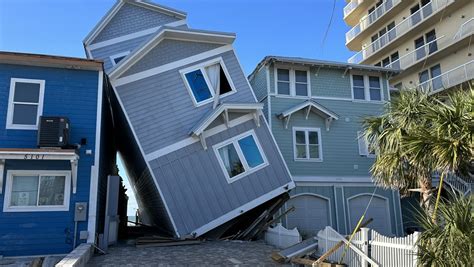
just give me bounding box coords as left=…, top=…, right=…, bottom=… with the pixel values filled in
left=0, top=0, right=353, bottom=215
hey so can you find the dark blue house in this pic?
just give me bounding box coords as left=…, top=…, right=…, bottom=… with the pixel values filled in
left=0, top=52, right=115, bottom=257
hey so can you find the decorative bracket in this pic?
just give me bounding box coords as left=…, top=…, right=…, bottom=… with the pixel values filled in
left=284, top=114, right=292, bottom=129
left=0, top=159, right=4, bottom=194
left=70, top=159, right=78, bottom=194
left=325, top=117, right=334, bottom=131
left=342, top=66, right=352, bottom=78
left=199, top=133, right=207, bottom=150
left=253, top=110, right=261, bottom=127
left=305, top=106, right=311, bottom=120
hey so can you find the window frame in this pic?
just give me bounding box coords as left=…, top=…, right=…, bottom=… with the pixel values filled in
left=358, top=131, right=376, bottom=158
left=180, top=57, right=236, bottom=107
left=274, top=66, right=311, bottom=97
left=350, top=73, right=384, bottom=102
left=3, top=170, right=71, bottom=212
left=213, top=129, right=268, bottom=184
left=6, top=78, right=46, bottom=130
left=292, top=127, right=323, bottom=162
left=110, top=51, right=130, bottom=66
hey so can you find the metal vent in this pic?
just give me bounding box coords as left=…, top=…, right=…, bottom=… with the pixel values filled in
left=37, top=116, right=70, bottom=148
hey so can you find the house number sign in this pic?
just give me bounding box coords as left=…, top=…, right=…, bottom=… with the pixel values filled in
left=24, top=154, right=46, bottom=160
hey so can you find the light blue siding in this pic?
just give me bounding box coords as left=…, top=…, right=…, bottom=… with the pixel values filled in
left=92, top=2, right=181, bottom=44
left=270, top=96, right=383, bottom=177
left=122, top=40, right=223, bottom=77
left=116, top=49, right=256, bottom=155
left=148, top=117, right=292, bottom=236
left=249, top=66, right=267, bottom=102
left=310, top=68, right=352, bottom=98
left=90, top=34, right=152, bottom=72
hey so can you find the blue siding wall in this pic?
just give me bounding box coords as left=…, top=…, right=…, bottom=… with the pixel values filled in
left=0, top=64, right=99, bottom=256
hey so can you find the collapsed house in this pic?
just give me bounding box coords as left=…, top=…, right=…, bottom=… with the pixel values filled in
left=83, top=0, right=295, bottom=238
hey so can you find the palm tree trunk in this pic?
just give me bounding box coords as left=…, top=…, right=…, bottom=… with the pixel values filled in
left=419, top=177, right=434, bottom=215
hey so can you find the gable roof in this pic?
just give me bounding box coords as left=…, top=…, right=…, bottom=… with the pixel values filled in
left=278, top=100, right=339, bottom=120
left=190, top=103, right=264, bottom=137
left=83, top=0, right=187, bottom=46
left=248, top=55, right=401, bottom=81
left=108, top=26, right=236, bottom=80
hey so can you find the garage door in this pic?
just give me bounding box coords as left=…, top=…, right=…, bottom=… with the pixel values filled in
left=348, top=195, right=391, bottom=235
left=285, top=194, right=331, bottom=237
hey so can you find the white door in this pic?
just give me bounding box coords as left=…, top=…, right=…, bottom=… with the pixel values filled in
left=285, top=194, right=331, bottom=237
left=348, top=194, right=391, bottom=235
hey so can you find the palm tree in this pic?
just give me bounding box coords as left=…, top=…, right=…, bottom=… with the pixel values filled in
left=415, top=193, right=473, bottom=266
left=363, top=88, right=473, bottom=212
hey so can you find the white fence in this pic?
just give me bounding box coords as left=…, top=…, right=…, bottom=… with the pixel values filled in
left=317, top=226, right=420, bottom=267
left=265, top=223, right=302, bottom=249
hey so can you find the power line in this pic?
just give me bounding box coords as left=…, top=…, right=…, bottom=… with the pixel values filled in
left=320, top=0, right=337, bottom=54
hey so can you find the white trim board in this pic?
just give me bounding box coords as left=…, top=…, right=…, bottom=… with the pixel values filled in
left=145, top=113, right=255, bottom=162
left=87, top=70, right=103, bottom=243
left=293, top=175, right=373, bottom=183
left=112, top=45, right=233, bottom=87
left=87, top=20, right=187, bottom=50
left=190, top=181, right=295, bottom=237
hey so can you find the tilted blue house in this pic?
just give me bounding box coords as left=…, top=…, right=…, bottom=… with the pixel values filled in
left=83, top=0, right=294, bottom=238
left=0, top=52, right=114, bottom=257
left=249, top=56, right=404, bottom=237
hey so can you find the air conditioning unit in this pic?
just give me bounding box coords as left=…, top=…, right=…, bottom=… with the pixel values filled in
left=37, top=116, right=70, bottom=148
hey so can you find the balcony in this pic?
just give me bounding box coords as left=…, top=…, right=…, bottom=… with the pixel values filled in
left=348, top=0, right=454, bottom=64
left=346, top=0, right=403, bottom=49
left=419, top=60, right=474, bottom=93
left=387, top=18, right=474, bottom=71
left=344, top=0, right=375, bottom=26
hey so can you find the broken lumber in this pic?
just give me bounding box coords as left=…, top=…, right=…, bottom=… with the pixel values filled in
left=271, top=237, right=318, bottom=263
left=313, top=218, right=373, bottom=265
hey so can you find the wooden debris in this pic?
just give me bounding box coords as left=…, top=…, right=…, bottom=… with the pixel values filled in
left=136, top=239, right=203, bottom=248
left=271, top=237, right=318, bottom=263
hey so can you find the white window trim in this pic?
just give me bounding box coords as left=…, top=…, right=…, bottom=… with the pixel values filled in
left=350, top=74, right=384, bottom=102
left=3, top=170, right=71, bottom=212
left=6, top=78, right=45, bottom=130
left=109, top=51, right=130, bottom=66
left=274, top=66, right=311, bottom=97
left=179, top=57, right=237, bottom=107
left=357, top=131, right=376, bottom=158
left=292, top=127, right=323, bottom=162
left=213, top=129, right=269, bottom=184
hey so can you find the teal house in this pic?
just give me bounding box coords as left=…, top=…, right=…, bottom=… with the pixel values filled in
left=249, top=56, right=404, bottom=237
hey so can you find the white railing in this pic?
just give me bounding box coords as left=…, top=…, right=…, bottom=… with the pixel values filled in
left=387, top=35, right=445, bottom=70
left=317, top=226, right=419, bottom=267
left=453, top=17, right=474, bottom=40
left=434, top=172, right=474, bottom=196
left=348, top=0, right=453, bottom=64
left=346, top=0, right=402, bottom=43
left=344, top=0, right=361, bottom=17
left=419, top=60, right=474, bottom=93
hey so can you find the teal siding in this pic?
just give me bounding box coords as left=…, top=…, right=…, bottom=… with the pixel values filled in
left=268, top=63, right=275, bottom=94
left=270, top=97, right=384, bottom=177
left=310, top=68, right=352, bottom=98
left=249, top=66, right=267, bottom=102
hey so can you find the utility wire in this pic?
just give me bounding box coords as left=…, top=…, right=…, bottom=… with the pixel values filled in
left=320, top=0, right=337, bottom=54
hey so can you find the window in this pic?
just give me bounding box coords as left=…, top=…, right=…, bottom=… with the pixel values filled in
left=352, top=75, right=383, bottom=101
left=358, top=131, right=376, bottom=157
left=419, top=64, right=442, bottom=90
left=352, top=75, right=365, bottom=100
left=214, top=130, right=267, bottom=183
left=276, top=68, right=309, bottom=97
left=181, top=58, right=235, bottom=106
left=293, top=127, right=322, bottom=161
left=370, top=21, right=396, bottom=52
left=277, top=69, right=290, bottom=95
left=110, top=51, right=130, bottom=66
left=369, top=76, right=382, bottom=101
left=414, top=30, right=437, bottom=61
left=6, top=78, right=45, bottom=130
left=4, top=170, right=71, bottom=212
